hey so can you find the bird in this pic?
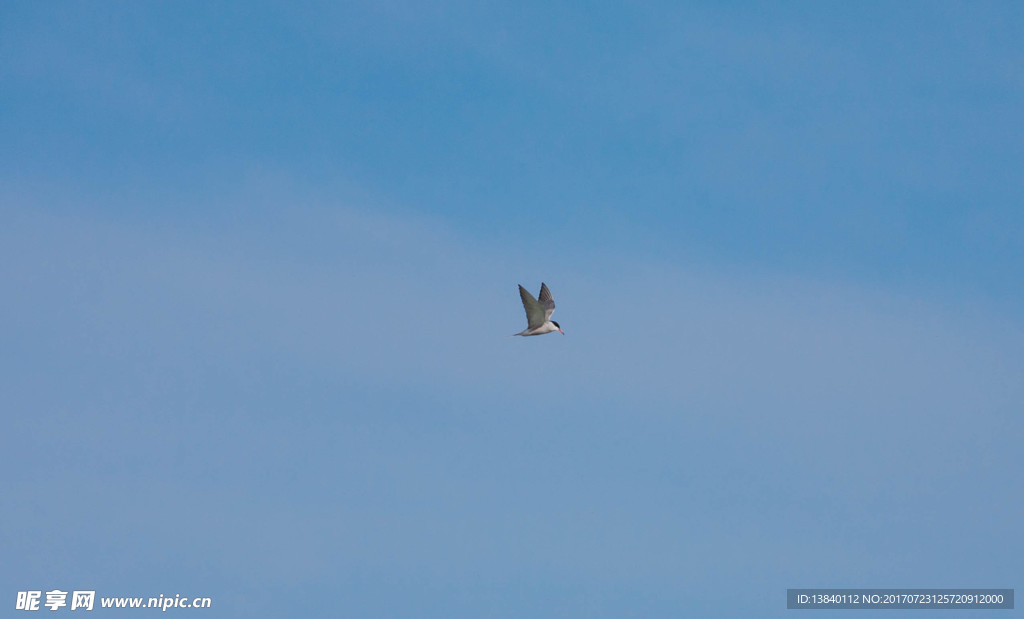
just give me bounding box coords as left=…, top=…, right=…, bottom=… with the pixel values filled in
left=514, top=282, right=564, bottom=336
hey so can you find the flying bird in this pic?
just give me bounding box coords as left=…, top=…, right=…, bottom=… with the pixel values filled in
left=514, top=282, right=564, bottom=336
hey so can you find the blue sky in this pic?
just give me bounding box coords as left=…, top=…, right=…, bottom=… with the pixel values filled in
left=2, top=2, right=1022, bottom=617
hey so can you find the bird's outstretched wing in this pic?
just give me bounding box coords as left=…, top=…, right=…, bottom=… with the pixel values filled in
left=519, top=285, right=546, bottom=329
left=538, top=282, right=556, bottom=321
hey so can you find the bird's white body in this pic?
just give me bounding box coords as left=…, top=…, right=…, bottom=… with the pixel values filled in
left=514, top=283, right=563, bottom=336
left=515, top=321, right=561, bottom=336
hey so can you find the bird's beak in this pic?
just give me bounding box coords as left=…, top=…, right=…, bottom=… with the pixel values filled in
left=559, top=328, right=565, bottom=334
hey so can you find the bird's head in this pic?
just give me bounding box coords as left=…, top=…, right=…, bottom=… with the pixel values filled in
left=552, top=321, right=564, bottom=334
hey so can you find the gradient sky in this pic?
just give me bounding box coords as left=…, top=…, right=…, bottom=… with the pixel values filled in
left=2, top=2, right=1022, bottom=617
